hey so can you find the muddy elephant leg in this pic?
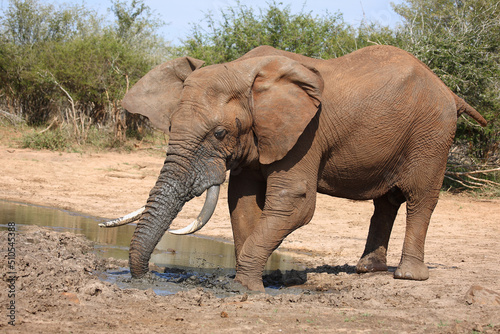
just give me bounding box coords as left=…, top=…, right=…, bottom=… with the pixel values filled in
left=228, top=169, right=266, bottom=271
left=394, top=193, right=439, bottom=280
left=234, top=176, right=317, bottom=292
left=356, top=191, right=403, bottom=273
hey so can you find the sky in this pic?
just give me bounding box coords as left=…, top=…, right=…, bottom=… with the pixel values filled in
left=1, top=0, right=405, bottom=45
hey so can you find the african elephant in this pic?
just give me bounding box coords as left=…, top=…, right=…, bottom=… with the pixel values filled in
left=101, top=45, right=486, bottom=292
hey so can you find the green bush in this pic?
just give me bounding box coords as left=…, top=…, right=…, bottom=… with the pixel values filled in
left=19, top=126, right=141, bottom=152
left=21, top=128, right=70, bottom=150
left=181, top=1, right=394, bottom=64
left=0, top=0, right=169, bottom=133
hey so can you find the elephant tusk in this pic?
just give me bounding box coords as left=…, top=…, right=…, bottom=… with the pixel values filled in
left=98, top=206, right=145, bottom=227
left=168, top=185, right=220, bottom=235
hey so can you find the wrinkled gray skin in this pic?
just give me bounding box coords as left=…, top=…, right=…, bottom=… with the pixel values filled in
left=120, top=45, right=486, bottom=292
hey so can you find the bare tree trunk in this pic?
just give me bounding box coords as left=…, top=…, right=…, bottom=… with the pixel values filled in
left=113, top=101, right=127, bottom=142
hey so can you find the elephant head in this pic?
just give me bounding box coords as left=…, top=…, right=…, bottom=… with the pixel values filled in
left=121, top=56, right=205, bottom=133
left=108, top=55, right=324, bottom=279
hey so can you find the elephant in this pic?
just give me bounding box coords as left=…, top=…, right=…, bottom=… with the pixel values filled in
left=100, top=45, right=486, bottom=292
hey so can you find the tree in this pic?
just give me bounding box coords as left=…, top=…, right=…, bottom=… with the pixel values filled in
left=0, top=0, right=101, bottom=124
left=393, top=0, right=500, bottom=161
left=0, top=0, right=169, bottom=141
left=181, top=1, right=395, bottom=65
left=109, top=0, right=166, bottom=53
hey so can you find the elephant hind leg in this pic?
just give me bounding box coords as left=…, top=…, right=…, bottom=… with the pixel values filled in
left=394, top=192, right=440, bottom=280
left=393, top=146, right=451, bottom=280
left=356, top=188, right=405, bottom=274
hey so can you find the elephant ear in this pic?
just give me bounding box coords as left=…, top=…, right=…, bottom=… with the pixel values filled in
left=250, top=57, right=324, bottom=165
left=121, top=57, right=205, bottom=133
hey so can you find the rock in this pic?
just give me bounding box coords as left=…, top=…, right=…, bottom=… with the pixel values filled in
left=465, top=285, right=500, bottom=306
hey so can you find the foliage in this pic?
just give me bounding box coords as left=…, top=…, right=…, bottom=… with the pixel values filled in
left=110, top=0, right=163, bottom=42
left=181, top=1, right=395, bottom=64
left=19, top=124, right=137, bottom=151
left=392, top=0, right=500, bottom=161
left=21, top=128, right=70, bottom=150
left=0, top=0, right=168, bottom=140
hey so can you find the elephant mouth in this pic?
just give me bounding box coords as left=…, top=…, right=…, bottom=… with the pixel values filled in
left=98, top=184, right=220, bottom=234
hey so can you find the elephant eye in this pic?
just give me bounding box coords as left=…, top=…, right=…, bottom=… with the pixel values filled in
left=214, top=128, right=227, bottom=140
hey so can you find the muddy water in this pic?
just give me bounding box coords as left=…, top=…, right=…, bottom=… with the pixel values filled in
left=0, top=200, right=136, bottom=259
left=0, top=200, right=304, bottom=295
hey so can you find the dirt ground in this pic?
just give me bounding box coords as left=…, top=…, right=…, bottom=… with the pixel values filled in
left=0, top=145, right=499, bottom=333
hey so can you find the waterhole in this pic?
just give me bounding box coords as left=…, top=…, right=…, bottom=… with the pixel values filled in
left=0, top=200, right=305, bottom=295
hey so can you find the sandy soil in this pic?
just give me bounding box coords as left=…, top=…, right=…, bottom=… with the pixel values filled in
left=0, top=146, right=499, bottom=333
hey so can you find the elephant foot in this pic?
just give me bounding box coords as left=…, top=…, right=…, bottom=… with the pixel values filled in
left=234, top=274, right=265, bottom=293
left=356, top=250, right=388, bottom=273
left=394, top=258, right=429, bottom=280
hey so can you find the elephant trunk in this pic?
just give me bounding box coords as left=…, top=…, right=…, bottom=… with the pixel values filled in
left=127, top=137, right=226, bottom=278
left=129, top=178, right=190, bottom=278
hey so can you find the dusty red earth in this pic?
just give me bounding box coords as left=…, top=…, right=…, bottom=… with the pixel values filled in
left=0, top=145, right=499, bottom=333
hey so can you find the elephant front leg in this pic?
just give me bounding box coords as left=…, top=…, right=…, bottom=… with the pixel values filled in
left=228, top=169, right=266, bottom=271
left=356, top=192, right=402, bottom=273
left=234, top=178, right=316, bottom=292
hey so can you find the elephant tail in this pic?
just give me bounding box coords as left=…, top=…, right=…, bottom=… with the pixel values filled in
left=453, top=94, right=487, bottom=127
